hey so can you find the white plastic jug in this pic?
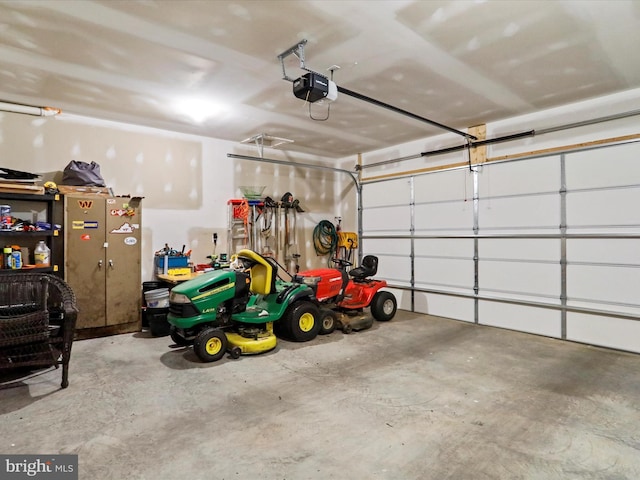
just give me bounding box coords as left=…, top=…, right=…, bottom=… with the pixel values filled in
left=34, top=240, right=51, bottom=267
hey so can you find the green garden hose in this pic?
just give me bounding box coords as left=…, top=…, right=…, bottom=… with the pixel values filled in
left=313, top=220, right=338, bottom=265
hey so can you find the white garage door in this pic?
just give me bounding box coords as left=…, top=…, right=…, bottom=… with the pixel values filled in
left=361, top=141, right=640, bottom=353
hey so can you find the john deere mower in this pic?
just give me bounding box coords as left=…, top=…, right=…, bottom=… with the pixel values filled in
left=296, top=255, right=397, bottom=334
left=167, top=249, right=322, bottom=362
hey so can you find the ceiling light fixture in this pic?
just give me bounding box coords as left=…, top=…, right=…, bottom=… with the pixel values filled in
left=174, top=98, right=224, bottom=123
left=0, top=101, right=61, bottom=117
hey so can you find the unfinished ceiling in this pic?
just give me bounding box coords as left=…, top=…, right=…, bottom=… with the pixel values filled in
left=0, top=0, right=639, bottom=158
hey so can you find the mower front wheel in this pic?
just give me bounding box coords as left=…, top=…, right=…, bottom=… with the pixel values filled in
left=319, top=309, right=337, bottom=335
left=285, top=301, right=321, bottom=342
left=371, top=291, right=397, bottom=322
left=170, top=326, right=193, bottom=347
left=194, top=328, right=228, bottom=363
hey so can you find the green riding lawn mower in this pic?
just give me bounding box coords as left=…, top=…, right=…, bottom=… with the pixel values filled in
left=167, top=248, right=397, bottom=363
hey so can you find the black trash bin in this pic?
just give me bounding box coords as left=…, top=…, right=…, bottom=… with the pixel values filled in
left=142, top=281, right=169, bottom=328
left=147, top=307, right=170, bottom=337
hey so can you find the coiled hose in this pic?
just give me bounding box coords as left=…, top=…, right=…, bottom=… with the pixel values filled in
left=313, top=220, right=338, bottom=265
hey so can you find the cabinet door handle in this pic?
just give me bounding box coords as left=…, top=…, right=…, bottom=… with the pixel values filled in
left=98, top=259, right=103, bottom=269
left=109, top=259, right=114, bottom=269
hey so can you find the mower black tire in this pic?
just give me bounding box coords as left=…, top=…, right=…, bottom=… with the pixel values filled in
left=193, top=328, right=228, bottom=363
left=284, top=301, right=321, bottom=342
left=170, top=326, right=193, bottom=347
left=273, top=316, right=290, bottom=339
left=371, top=291, right=397, bottom=322
left=319, top=309, right=338, bottom=335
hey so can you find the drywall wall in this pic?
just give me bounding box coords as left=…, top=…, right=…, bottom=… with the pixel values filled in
left=0, top=112, right=342, bottom=281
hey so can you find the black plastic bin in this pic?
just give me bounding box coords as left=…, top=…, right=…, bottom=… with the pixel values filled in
left=147, top=307, right=170, bottom=337
left=142, top=281, right=170, bottom=328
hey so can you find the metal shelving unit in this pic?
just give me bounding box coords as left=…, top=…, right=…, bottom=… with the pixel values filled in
left=0, top=192, right=63, bottom=276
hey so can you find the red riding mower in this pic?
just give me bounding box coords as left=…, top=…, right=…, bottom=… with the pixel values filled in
left=295, top=255, right=397, bottom=334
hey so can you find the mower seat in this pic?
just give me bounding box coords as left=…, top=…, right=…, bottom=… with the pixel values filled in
left=237, top=249, right=276, bottom=295
left=349, top=255, right=378, bottom=281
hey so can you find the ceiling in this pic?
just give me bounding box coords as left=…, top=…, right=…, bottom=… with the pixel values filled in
left=1, top=0, right=639, bottom=159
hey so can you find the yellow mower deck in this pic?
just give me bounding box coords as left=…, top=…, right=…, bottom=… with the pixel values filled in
left=226, top=331, right=277, bottom=355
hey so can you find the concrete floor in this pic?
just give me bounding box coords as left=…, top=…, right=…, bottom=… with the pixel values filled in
left=2, top=310, right=640, bottom=480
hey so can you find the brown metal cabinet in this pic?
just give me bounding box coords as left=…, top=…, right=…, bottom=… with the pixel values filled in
left=64, top=195, right=142, bottom=337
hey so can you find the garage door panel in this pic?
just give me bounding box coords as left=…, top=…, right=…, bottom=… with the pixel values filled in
left=362, top=179, right=410, bottom=207
left=375, top=254, right=411, bottom=285
left=414, top=293, right=475, bottom=323
left=388, top=287, right=411, bottom=311
left=415, top=257, right=474, bottom=291
left=567, top=265, right=640, bottom=306
left=567, top=238, right=640, bottom=264
left=479, top=238, right=560, bottom=262
left=414, top=202, right=473, bottom=231
left=566, top=143, right=640, bottom=190
left=414, top=169, right=469, bottom=203
left=567, top=188, right=640, bottom=229
left=479, top=301, right=561, bottom=338
left=479, top=194, right=559, bottom=231
left=415, top=238, right=474, bottom=258
left=360, top=238, right=412, bottom=256
left=478, top=156, right=560, bottom=196
left=362, top=205, right=411, bottom=232
left=480, top=261, right=560, bottom=298
left=567, top=313, right=640, bottom=354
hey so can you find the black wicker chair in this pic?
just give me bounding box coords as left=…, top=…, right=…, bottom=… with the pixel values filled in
left=0, top=273, right=78, bottom=389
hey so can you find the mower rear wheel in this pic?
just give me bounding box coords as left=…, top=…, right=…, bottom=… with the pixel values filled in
left=285, top=301, right=321, bottom=342
left=170, top=326, right=193, bottom=347
left=371, top=291, right=397, bottom=322
left=194, top=328, right=228, bottom=362
left=319, top=309, right=337, bottom=335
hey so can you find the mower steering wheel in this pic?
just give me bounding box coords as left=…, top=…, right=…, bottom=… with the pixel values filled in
left=332, top=258, right=353, bottom=268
